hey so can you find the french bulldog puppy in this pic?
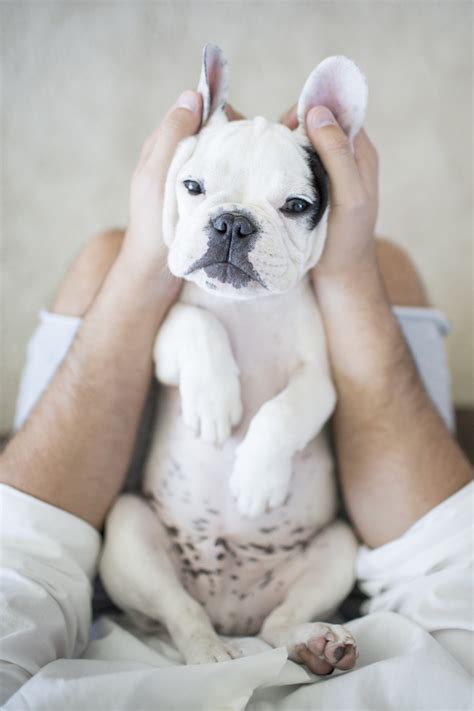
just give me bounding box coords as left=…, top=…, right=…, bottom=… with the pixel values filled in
left=100, top=45, right=367, bottom=672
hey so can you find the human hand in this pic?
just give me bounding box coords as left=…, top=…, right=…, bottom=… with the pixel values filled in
left=230, top=102, right=378, bottom=280
left=281, top=103, right=379, bottom=278
left=304, top=106, right=379, bottom=280
left=120, top=90, right=203, bottom=290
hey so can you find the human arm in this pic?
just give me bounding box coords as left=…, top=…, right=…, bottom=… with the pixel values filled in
left=300, top=105, right=472, bottom=547
left=0, top=91, right=202, bottom=531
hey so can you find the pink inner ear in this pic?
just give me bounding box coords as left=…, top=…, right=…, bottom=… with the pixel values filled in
left=298, top=57, right=368, bottom=140
left=311, top=80, right=344, bottom=125
left=207, top=55, right=224, bottom=114
left=199, top=44, right=228, bottom=124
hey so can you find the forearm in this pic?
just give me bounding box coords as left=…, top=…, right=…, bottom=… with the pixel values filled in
left=315, top=262, right=472, bottom=548
left=0, top=254, right=176, bottom=529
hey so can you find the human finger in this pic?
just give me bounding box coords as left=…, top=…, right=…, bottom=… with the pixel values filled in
left=225, top=103, right=246, bottom=121
left=353, top=127, right=379, bottom=196
left=305, top=106, right=366, bottom=208
left=142, top=90, right=202, bottom=182
left=280, top=104, right=298, bottom=129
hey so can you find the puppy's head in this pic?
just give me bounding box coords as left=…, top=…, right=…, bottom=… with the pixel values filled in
left=163, top=44, right=367, bottom=300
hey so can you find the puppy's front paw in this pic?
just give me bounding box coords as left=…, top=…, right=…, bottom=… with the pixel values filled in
left=229, top=440, right=293, bottom=517
left=180, top=367, right=243, bottom=447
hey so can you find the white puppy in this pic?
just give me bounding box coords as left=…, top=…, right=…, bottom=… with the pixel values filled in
left=100, top=44, right=367, bottom=672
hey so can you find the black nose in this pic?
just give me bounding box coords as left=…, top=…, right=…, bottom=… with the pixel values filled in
left=211, top=212, right=257, bottom=240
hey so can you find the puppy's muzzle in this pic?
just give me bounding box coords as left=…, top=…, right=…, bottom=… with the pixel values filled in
left=187, top=210, right=265, bottom=288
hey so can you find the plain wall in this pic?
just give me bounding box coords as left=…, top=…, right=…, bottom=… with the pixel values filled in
left=1, top=0, right=472, bottom=432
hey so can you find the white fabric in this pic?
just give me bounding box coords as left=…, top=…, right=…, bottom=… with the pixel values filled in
left=392, top=306, right=454, bottom=431
left=13, top=310, right=81, bottom=431
left=0, top=482, right=472, bottom=710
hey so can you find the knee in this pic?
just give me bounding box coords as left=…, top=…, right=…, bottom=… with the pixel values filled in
left=375, top=238, right=430, bottom=307
left=52, top=228, right=125, bottom=316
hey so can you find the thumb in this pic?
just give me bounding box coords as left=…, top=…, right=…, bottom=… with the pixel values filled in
left=305, top=106, right=363, bottom=207
left=147, top=90, right=202, bottom=182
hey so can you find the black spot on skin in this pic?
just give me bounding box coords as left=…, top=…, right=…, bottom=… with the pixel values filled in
left=249, top=543, right=275, bottom=555
left=215, top=538, right=236, bottom=557
left=239, top=593, right=248, bottom=600
left=173, top=542, right=184, bottom=555
left=164, top=525, right=179, bottom=537
left=302, top=146, right=329, bottom=230
left=236, top=544, right=248, bottom=551
left=291, top=527, right=305, bottom=535
left=259, top=526, right=278, bottom=534
left=236, top=560, right=243, bottom=567
left=334, top=646, right=346, bottom=662
left=187, top=568, right=213, bottom=578
left=230, top=574, right=239, bottom=581
left=185, top=542, right=195, bottom=551
left=259, top=570, right=274, bottom=589
left=207, top=508, right=220, bottom=516
left=280, top=539, right=310, bottom=552
left=192, top=518, right=209, bottom=526
left=187, top=211, right=266, bottom=289
left=283, top=493, right=292, bottom=506
left=216, top=553, right=225, bottom=561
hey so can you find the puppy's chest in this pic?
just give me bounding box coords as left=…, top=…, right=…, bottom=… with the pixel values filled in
left=180, top=280, right=315, bottom=407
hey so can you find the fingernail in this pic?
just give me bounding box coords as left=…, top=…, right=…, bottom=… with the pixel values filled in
left=308, top=106, right=336, bottom=130
left=176, top=90, right=198, bottom=112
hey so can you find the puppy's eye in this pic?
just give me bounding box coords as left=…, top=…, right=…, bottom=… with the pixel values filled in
left=183, top=179, right=203, bottom=196
left=281, top=197, right=311, bottom=215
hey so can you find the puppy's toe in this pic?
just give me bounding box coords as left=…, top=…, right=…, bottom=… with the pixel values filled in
left=296, top=644, right=334, bottom=676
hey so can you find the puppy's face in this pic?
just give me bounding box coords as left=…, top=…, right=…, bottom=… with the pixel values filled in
left=167, top=118, right=328, bottom=299
left=163, top=45, right=367, bottom=300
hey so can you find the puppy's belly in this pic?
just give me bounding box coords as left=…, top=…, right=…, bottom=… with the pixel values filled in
left=143, top=387, right=337, bottom=635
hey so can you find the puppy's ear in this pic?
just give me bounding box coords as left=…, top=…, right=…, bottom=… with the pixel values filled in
left=198, top=43, right=229, bottom=127
left=297, top=56, right=367, bottom=141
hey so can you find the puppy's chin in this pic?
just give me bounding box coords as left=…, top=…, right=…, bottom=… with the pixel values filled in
left=183, top=268, right=268, bottom=301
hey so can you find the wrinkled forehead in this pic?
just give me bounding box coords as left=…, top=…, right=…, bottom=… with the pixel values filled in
left=184, top=117, right=314, bottom=199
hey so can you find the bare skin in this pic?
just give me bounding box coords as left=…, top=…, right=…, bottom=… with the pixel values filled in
left=301, top=105, right=472, bottom=547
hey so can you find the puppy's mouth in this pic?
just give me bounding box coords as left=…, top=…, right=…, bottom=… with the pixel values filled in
left=186, top=259, right=266, bottom=289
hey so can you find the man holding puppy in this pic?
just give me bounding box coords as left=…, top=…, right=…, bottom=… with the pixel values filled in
left=0, top=85, right=471, bottom=709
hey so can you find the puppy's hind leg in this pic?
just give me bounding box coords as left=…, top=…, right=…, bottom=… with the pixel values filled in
left=99, top=494, right=233, bottom=664
left=260, top=520, right=358, bottom=675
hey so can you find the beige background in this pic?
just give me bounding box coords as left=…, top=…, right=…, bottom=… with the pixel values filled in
left=1, top=0, right=472, bottom=432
